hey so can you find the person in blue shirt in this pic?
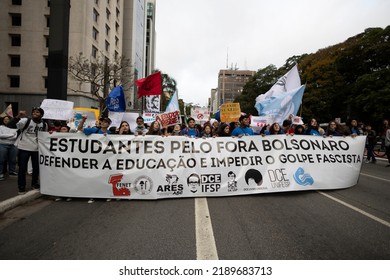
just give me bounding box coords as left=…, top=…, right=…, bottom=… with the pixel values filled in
left=77, top=115, right=112, bottom=204
left=78, top=115, right=112, bottom=135
left=182, top=117, right=200, bottom=138
left=231, top=115, right=254, bottom=137
left=264, top=122, right=284, bottom=135
left=305, top=118, right=321, bottom=136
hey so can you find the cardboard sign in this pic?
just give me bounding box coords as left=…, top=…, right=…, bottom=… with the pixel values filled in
left=41, top=99, right=74, bottom=120
left=220, top=103, right=241, bottom=122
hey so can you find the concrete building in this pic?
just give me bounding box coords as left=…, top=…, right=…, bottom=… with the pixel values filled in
left=0, top=0, right=156, bottom=115
left=209, top=88, right=218, bottom=114
left=216, top=69, right=256, bottom=107
left=145, top=0, right=156, bottom=77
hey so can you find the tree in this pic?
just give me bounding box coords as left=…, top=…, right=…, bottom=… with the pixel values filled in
left=159, top=71, right=177, bottom=111
left=68, top=52, right=133, bottom=112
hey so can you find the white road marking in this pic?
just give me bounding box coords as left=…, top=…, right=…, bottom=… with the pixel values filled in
left=360, top=172, right=390, bottom=183
left=318, top=191, right=390, bottom=228
left=195, top=197, right=219, bottom=260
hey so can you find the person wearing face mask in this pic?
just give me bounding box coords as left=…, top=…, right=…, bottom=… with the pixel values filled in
left=134, top=116, right=148, bottom=136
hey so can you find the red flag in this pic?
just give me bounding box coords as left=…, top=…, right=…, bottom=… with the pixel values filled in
left=135, top=71, right=162, bottom=98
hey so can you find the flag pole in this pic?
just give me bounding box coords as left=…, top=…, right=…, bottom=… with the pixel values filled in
left=142, top=96, right=145, bottom=114
left=299, top=82, right=307, bottom=117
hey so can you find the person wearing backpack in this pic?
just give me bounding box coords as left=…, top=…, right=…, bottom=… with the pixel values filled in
left=10, top=107, right=48, bottom=194
left=182, top=117, right=200, bottom=138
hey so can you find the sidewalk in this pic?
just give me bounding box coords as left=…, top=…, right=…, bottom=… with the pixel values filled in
left=0, top=174, right=42, bottom=214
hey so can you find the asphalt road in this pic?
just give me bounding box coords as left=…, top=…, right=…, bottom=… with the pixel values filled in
left=0, top=160, right=389, bottom=260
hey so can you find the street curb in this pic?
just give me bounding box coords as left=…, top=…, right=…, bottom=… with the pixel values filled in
left=0, top=190, right=42, bottom=214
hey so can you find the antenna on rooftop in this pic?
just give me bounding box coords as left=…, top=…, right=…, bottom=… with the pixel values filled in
left=226, top=47, right=229, bottom=69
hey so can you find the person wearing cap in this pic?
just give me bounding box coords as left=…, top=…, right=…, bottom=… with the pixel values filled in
left=78, top=114, right=112, bottom=135
left=8, top=107, right=48, bottom=194
left=77, top=114, right=112, bottom=204
left=231, top=115, right=254, bottom=137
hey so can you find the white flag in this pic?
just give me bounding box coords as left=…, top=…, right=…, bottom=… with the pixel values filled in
left=255, top=64, right=301, bottom=103
left=255, top=85, right=305, bottom=125
left=165, top=92, right=179, bottom=113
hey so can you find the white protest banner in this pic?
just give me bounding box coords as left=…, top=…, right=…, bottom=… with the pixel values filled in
left=39, top=134, right=365, bottom=200
left=40, top=99, right=74, bottom=120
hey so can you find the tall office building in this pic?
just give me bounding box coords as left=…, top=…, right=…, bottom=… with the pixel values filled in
left=145, top=0, right=156, bottom=77
left=217, top=69, right=256, bottom=106
left=0, top=0, right=156, bottom=114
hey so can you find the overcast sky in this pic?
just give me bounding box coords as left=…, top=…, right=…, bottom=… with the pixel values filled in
left=155, top=0, right=389, bottom=107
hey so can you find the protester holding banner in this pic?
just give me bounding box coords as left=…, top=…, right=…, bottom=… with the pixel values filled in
left=210, top=119, right=219, bottom=136
left=78, top=114, right=112, bottom=203
left=134, top=116, right=148, bottom=136
left=217, top=123, right=231, bottom=137
left=182, top=117, right=200, bottom=138
left=201, top=123, right=214, bottom=138
left=116, top=121, right=132, bottom=135
left=305, top=118, right=322, bottom=136
left=78, top=115, right=112, bottom=135
left=282, top=119, right=294, bottom=134
left=0, top=116, right=18, bottom=180
left=231, top=115, right=254, bottom=137
left=146, top=121, right=167, bottom=136
left=10, top=108, right=48, bottom=194
left=265, top=122, right=284, bottom=135
left=325, top=121, right=343, bottom=137
left=169, top=124, right=183, bottom=136
left=229, top=121, right=240, bottom=133
left=48, top=120, right=63, bottom=132
left=294, top=125, right=305, bottom=135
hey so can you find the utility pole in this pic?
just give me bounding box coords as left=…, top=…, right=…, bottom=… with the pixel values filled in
left=47, top=0, right=70, bottom=100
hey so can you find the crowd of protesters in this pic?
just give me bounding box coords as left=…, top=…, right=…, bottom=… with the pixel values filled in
left=1, top=106, right=390, bottom=203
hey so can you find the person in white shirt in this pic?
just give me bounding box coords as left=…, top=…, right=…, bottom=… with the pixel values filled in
left=10, top=107, right=48, bottom=194
left=0, top=116, right=18, bottom=180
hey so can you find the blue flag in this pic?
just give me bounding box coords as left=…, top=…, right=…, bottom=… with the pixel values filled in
left=106, top=86, right=126, bottom=112
left=254, top=85, right=305, bottom=124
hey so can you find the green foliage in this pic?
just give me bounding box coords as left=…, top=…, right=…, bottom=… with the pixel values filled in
left=236, top=26, right=390, bottom=129
left=155, top=70, right=177, bottom=112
